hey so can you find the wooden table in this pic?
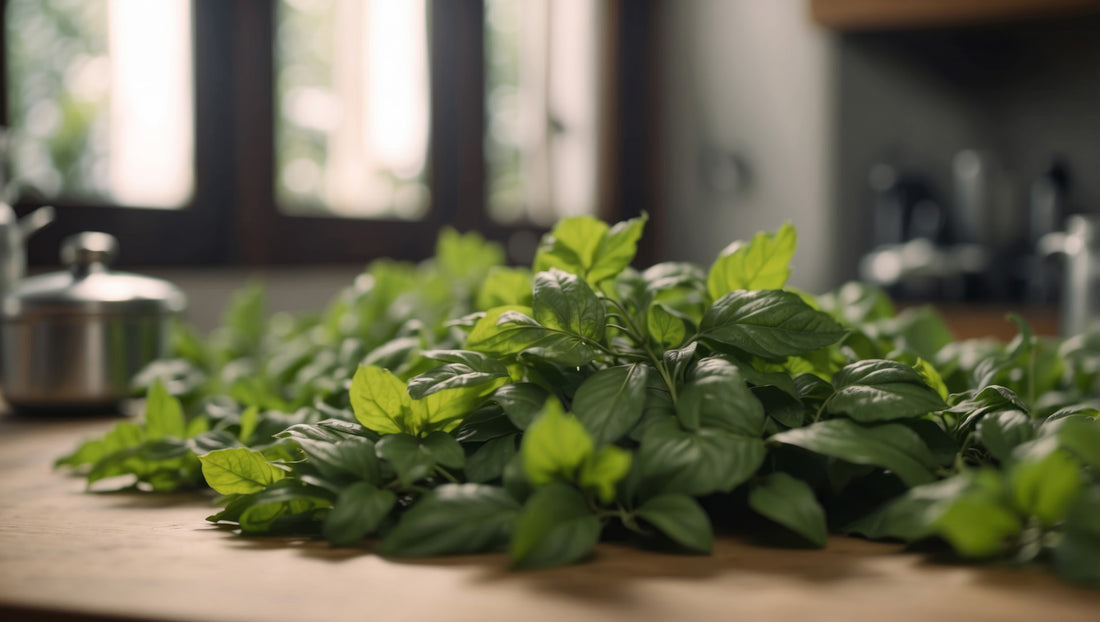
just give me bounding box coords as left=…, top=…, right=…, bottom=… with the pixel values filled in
left=2, top=414, right=1098, bottom=622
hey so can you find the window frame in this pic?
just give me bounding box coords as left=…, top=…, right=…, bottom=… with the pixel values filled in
left=2, top=0, right=658, bottom=269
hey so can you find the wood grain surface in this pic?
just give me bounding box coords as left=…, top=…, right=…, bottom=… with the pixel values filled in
left=2, top=415, right=1098, bottom=622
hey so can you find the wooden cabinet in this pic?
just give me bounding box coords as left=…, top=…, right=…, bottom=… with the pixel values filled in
left=811, top=0, right=1100, bottom=30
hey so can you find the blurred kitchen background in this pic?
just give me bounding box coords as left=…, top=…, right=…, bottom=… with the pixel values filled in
left=2, top=0, right=1098, bottom=334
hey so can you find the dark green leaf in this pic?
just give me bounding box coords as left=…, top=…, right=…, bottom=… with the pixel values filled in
left=676, top=357, right=764, bottom=437
left=748, top=472, right=828, bottom=547
left=466, top=435, right=518, bottom=483
left=700, top=289, right=847, bottom=359
left=375, top=434, right=435, bottom=486
left=977, top=410, right=1035, bottom=465
left=407, top=350, right=511, bottom=399
left=421, top=431, right=465, bottom=470
left=510, top=482, right=601, bottom=568
left=379, top=484, right=521, bottom=557
left=493, top=383, right=549, bottom=430
left=322, top=482, right=396, bottom=545
left=770, top=419, right=938, bottom=487
left=635, top=494, right=713, bottom=553
left=638, top=417, right=765, bottom=497
left=297, top=437, right=381, bottom=485
left=572, top=364, right=650, bottom=445
left=532, top=268, right=606, bottom=342
left=828, top=360, right=947, bottom=423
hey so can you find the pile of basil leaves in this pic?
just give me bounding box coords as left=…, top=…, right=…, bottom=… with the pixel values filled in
left=58, top=215, right=1099, bottom=584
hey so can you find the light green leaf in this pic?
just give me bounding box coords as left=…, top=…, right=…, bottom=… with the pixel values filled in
left=700, top=289, right=847, bottom=359
left=510, top=482, right=601, bottom=568
left=635, top=494, right=713, bottom=553
left=748, top=472, right=828, bottom=547
left=476, top=266, right=534, bottom=311
left=521, top=399, right=594, bottom=486
left=534, top=216, right=609, bottom=276
left=770, top=418, right=938, bottom=487
left=1010, top=449, right=1083, bottom=526
left=588, top=212, right=647, bottom=284
left=578, top=445, right=632, bottom=503
left=572, top=364, right=651, bottom=446
left=828, top=360, right=948, bottom=423
left=646, top=303, right=686, bottom=349
left=706, top=222, right=796, bottom=299
left=350, top=365, right=411, bottom=435
left=199, top=447, right=286, bottom=495
left=145, top=380, right=186, bottom=440
left=322, top=482, right=396, bottom=545
left=380, top=484, right=521, bottom=557
left=467, top=308, right=598, bottom=367
left=913, top=357, right=949, bottom=401
left=238, top=405, right=259, bottom=444
left=933, top=493, right=1021, bottom=558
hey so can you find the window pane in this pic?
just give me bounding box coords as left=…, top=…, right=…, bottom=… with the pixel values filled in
left=485, top=0, right=600, bottom=225
left=4, top=0, right=194, bottom=208
left=275, top=0, right=430, bottom=220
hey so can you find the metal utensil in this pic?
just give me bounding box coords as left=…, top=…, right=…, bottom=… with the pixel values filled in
left=1, top=232, right=186, bottom=413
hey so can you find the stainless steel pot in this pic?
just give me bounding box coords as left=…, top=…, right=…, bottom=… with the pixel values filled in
left=1, top=232, right=186, bottom=413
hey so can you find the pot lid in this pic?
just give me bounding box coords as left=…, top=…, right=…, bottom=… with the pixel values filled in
left=2, top=232, right=187, bottom=318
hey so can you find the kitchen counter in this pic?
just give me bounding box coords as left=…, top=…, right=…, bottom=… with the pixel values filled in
left=2, top=414, right=1098, bottom=622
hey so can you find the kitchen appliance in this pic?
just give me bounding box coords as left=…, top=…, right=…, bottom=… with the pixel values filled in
left=1, top=232, right=186, bottom=413
left=1041, top=214, right=1100, bottom=336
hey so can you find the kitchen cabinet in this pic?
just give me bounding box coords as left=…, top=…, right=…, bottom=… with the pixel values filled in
left=2, top=414, right=1099, bottom=622
left=811, top=0, right=1100, bottom=30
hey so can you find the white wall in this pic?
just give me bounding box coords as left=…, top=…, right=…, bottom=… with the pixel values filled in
left=658, top=0, right=838, bottom=292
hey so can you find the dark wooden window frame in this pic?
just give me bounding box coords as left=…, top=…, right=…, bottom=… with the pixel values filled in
left=3, top=0, right=657, bottom=269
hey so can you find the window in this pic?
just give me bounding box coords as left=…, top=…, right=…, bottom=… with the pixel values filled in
left=3, top=0, right=654, bottom=268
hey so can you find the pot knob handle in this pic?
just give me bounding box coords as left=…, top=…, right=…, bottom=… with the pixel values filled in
left=61, top=232, right=119, bottom=272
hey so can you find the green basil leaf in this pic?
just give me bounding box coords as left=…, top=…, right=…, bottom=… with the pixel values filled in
left=1010, top=449, right=1083, bottom=526
left=471, top=309, right=598, bottom=367
left=977, top=410, right=1035, bottom=465
left=932, top=485, right=1021, bottom=558
left=706, top=222, right=797, bottom=299
left=770, top=419, right=938, bottom=487
left=510, top=482, right=601, bottom=569
left=1055, top=485, right=1100, bottom=586
left=676, top=357, right=764, bottom=437
left=646, top=303, right=686, bottom=349
left=534, top=216, right=608, bottom=277
left=572, top=364, right=651, bottom=445
left=747, top=472, right=828, bottom=547
left=635, top=494, right=713, bottom=553
left=421, top=431, right=466, bottom=470
left=588, top=212, right=647, bottom=284
left=700, top=289, right=847, bottom=359
left=145, top=379, right=186, bottom=440
left=476, top=266, right=534, bottom=311
left=828, top=360, right=947, bottom=423
left=638, top=417, right=765, bottom=497
left=1053, top=416, right=1100, bottom=469
left=296, top=436, right=381, bottom=485
left=466, top=435, right=518, bottom=483
left=577, top=445, right=632, bottom=503
left=379, top=483, right=521, bottom=557
left=407, top=350, right=511, bottom=399
left=375, top=434, right=435, bottom=486
left=817, top=281, right=895, bottom=325
left=521, top=399, right=594, bottom=486
left=532, top=268, right=606, bottom=342
left=199, top=447, right=286, bottom=495
left=350, top=365, right=412, bottom=435
left=322, top=482, right=396, bottom=545
left=237, top=481, right=330, bottom=534
left=493, top=383, right=550, bottom=430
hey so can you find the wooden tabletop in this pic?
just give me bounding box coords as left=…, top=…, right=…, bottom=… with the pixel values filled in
left=2, top=414, right=1098, bottom=622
